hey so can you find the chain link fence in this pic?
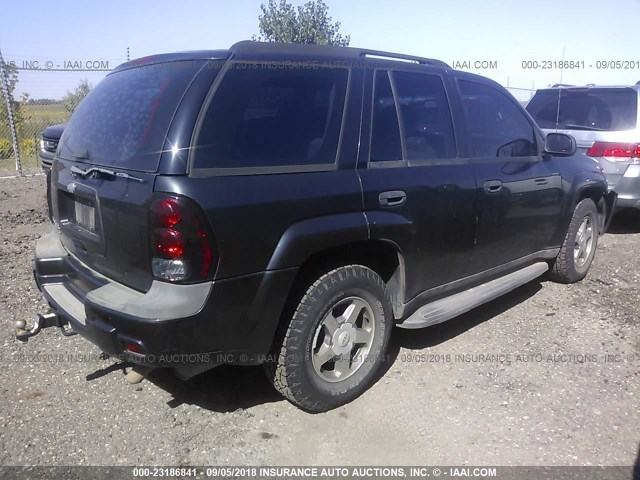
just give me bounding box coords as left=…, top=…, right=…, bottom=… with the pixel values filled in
left=0, top=50, right=119, bottom=176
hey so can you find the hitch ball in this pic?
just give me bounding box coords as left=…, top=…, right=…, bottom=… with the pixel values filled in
left=16, top=320, right=27, bottom=330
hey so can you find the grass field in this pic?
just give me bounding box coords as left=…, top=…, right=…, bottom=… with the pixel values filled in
left=1, top=103, right=70, bottom=169
left=22, top=103, right=69, bottom=129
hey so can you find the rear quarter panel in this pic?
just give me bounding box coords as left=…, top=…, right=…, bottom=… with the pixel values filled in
left=154, top=172, right=366, bottom=280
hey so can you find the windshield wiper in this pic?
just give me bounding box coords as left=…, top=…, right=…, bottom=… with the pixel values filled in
left=70, top=165, right=144, bottom=183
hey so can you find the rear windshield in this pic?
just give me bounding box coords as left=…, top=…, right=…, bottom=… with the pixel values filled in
left=58, top=60, right=206, bottom=172
left=526, top=88, right=637, bottom=131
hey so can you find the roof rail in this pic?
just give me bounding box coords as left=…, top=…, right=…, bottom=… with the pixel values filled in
left=551, top=83, right=575, bottom=88
left=359, top=50, right=450, bottom=68
left=229, top=40, right=450, bottom=69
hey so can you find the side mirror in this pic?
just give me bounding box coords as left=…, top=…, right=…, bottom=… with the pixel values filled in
left=544, top=133, right=576, bottom=156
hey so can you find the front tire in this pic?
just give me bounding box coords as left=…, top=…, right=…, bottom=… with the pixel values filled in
left=266, top=265, right=393, bottom=412
left=548, top=198, right=599, bottom=283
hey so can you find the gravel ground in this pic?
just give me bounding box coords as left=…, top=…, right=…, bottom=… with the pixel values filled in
left=0, top=175, right=638, bottom=467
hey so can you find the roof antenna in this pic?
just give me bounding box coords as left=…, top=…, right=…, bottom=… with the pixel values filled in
left=554, top=47, right=566, bottom=131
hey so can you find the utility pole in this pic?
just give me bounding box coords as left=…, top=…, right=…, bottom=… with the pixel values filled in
left=559, top=46, right=566, bottom=85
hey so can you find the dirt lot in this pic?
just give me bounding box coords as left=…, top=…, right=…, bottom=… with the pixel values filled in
left=0, top=174, right=638, bottom=467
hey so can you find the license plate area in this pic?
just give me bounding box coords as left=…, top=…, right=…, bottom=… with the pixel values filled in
left=74, top=201, right=96, bottom=232
left=56, top=182, right=105, bottom=256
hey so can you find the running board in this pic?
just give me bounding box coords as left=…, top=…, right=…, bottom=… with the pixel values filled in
left=398, top=262, right=549, bottom=329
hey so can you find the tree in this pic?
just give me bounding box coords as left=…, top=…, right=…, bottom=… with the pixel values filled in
left=0, top=61, right=25, bottom=132
left=63, top=79, right=93, bottom=114
left=255, top=0, right=350, bottom=46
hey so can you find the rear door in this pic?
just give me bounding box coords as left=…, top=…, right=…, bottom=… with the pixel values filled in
left=357, top=68, right=477, bottom=302
left=455, top=78, right=563, bottom=274
left=51, top=59, right=215, bottom=292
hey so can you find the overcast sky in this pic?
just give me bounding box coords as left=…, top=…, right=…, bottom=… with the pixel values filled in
left=2, top=0, right=640, bottom=100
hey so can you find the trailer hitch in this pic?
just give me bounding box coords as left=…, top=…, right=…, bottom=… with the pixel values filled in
left=15, top=312, right=77, bottom=342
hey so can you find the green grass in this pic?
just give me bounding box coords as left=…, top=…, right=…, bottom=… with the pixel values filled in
left=2, top=103, right=68, bottom=135
left=1, top=103, right=70, bottom=169
left=21, top=103, right=70, bottom=136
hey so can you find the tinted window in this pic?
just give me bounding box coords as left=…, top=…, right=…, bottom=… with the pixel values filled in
left=59, top=61, right=206, bottom=172
left=526, top=88, right=638, bottom=131
left=393, top=71, right=456, bottom=160
left=370, top=70, right=402, bottom=162
left=459, top=80, right=537, bottom=158
left=193, top=65, right=348, bottom=169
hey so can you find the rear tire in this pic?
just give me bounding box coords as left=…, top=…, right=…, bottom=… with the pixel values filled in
left=265, top=265, right=393, bottom=412
left=548, top=198, right=599, bottom=283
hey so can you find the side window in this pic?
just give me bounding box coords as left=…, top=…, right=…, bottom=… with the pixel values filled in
left=370, top=70, right=402, bottom=162
left=193, top=64, right=348, bottom=169
left=393, top=71, right=457, bottom=160
left=459, top=80, right=537, bottom=158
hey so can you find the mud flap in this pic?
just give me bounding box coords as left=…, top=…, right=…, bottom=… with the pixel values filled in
left=602, top=191, right=618, bottom=234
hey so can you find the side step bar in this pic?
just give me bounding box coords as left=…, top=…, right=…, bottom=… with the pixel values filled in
left=398, top=262, right=549, bottom=329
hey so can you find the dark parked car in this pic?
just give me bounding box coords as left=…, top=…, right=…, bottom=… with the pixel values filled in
left=38, top=123, right=65, bottom=173
left=17, top=41, right=616, bottom=412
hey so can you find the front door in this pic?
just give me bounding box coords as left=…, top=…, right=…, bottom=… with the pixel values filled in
left=454, top=78, right=563, bottom=274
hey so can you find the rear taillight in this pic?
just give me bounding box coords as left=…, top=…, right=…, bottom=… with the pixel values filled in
left=149, top=194, right=215, bottom=283
left=587, top=142, right=640, bottom=160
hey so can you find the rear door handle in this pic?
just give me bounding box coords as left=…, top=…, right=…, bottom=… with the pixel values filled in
left=483, top=180, right=503, bottom=193
left=379, top=190, right=407, bottom=207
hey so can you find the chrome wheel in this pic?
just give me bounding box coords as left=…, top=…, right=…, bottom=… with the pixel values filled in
left=311, top=296, right=375, bottom=383
left=574, top=216, right=594, bottom=268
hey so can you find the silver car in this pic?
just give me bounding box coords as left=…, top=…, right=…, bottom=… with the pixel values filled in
left=527, top=84, right=640, bottom=209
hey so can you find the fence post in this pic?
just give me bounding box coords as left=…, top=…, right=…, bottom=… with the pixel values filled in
left=0, top=49, right=23, bottom=176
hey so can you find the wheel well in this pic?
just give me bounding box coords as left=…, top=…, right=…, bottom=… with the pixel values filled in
left=579, top=188, right=606, bottom=232
left=286, top=240, right=405, bottom=320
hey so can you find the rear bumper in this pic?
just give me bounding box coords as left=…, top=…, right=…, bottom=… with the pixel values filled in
left=601, top=161, right=640, bottom=209
left=34, top=228, right=297, bottom=373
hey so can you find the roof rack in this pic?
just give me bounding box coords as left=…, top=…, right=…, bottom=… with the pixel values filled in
left=230, top=40, right=450, bottom=69
left=359, top=50, right=449, bottom=68
left=551, top=83, right=575, bottom=88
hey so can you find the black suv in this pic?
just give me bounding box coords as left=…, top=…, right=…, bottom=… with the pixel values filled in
left=20, top=41, right=616, bottom=412
left=38, top=123, right=65, bottom=174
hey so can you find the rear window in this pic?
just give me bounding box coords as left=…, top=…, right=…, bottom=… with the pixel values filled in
left=193, top=64, right=348, bottom=170
left=58, top=60, right=206, bottom=172
left=526, top=88, right=638, bottom=131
